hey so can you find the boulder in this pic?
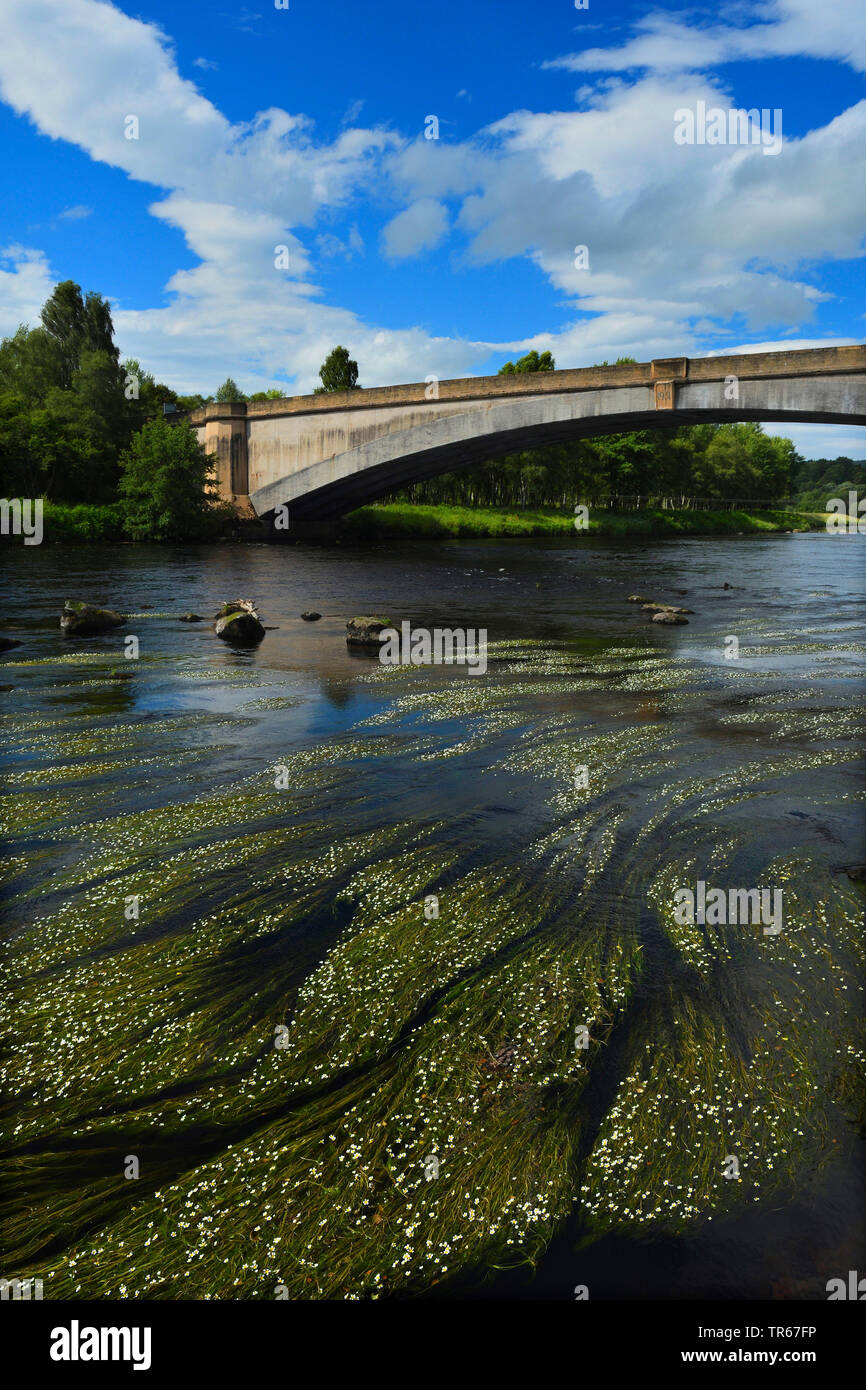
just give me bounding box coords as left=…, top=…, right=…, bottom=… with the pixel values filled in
left=627, top=594, right=651, bottom=603
left=0, top=636, right=21, bottom=652
left=61, top=601, right=125, bottom=635
left=301, top=611, right=322, bottom=622
left=846, top=865, right=866, bottom=883
left=214, top=600, right=266, bottom=646
left=652, top=610, right=688, bottom=625
left=179, top=613, right=203, bottom=623
left=346, top=616, right=392, bottom=647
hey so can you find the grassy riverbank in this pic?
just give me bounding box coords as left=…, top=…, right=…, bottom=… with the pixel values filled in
left=337, top=503, right=824, bottom=541
left=25, top=499, right=825, bottom=544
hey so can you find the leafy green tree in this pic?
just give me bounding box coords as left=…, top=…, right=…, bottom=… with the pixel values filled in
left=40, top=281, right=89, bottom=390
left=214, top=377, right=246, bottom=402
left=248, top=388, right=285, bottom=402
left=315, top=346, right=360, bottom=393
left=0, top=282, right=128, bottom=499
left=0, top=324, right=65, bottom=402
left=0, top=389, right=96, bottom=497
left=120, top=359, right=181, bottom=433
left=40, top=281, right=121, bottom=390
left=118, top=416, right=225, bottom=541
left=498, top=350, right=555, bottom=375
left=692, top=423, right=794, bottom=500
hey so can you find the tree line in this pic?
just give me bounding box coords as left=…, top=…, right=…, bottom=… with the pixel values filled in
left=391, top=350, right=860, bottom=509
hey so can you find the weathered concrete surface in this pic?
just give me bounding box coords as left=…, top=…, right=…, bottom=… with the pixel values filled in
left=188, top=347, right=866, bottom=521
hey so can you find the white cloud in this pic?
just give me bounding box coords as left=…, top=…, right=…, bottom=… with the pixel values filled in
left=389, top=78, right=866, bottom=346
left=0, top=0, right=470, bottom=392
left=57, top=204, right=93, bottom=221
left=341, top=98, right=366, bottom=127
left=0, top=0, right=861, bottom=452
left=546, top=0, right=866, bottom=76
left=0, top=244, right=56, bottom=328
left=706, top=337, right=861, bottom=356
left=316, top=225, right=365, bottom=260
left=764, top=422, right=866, bottom=460
left=382, top=199, right=449, bottom=259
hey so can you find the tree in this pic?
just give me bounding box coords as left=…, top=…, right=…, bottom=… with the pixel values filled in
left=120, top=358, right=181, bottom=431
left=118, top=416, right=226, bottom=541
left=0, top=388, right=98, bottom=498
left=40, top=280, right=121, bottom=390
left=0, top=324, right=65, bottom=402
left=175, top=392, right=207, bottom=412
left=498, top=349, right=555, bottom=375
left=315, top=346, right=360, bottom=393
left=248, top=388, right=285, bottom=402
left=214, top=377, right=246, bottom=402
left=692, top=423, right=794, bottom=500
left=591, top=430, right=662, bottom=496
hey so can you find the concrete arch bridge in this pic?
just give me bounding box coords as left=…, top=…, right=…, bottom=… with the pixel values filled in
left=189, top=345, right=866, bottom=529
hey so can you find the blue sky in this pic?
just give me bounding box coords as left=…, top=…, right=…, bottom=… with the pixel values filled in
left=0, top=0, right=864, bottom=456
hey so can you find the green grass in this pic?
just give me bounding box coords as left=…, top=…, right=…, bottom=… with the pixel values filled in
left=337, top=503, right=824, bottom=541
left=31, top=501, right=825, bottom=544
left=41, top=502, right=125, bottom=542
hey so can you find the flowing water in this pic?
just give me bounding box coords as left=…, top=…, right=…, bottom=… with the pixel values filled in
left=1, top=532, right=864, bottom=1300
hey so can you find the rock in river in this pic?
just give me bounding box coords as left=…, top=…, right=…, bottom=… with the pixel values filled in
left=642, top=601, right=693, bottom=615
left=0, top=636, right=21, bottom=652
left=346, top=616, right=392, bottom=648
left=179, top=612, right=203, bottom=623
left=214, top=600, right=266, bottom=646
left=652, top=610, right=689, bottom=625
left=61, top=601, right=125, bottom=635
left=301, top=611, right=321, bottom=622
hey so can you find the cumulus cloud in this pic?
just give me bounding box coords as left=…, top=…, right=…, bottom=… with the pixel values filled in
left=546, top=0, right=866, bottom=76
left=0, top=0, right=473, bottom=392
left=0, top=0, right=861, bottom=457
left=382, top=198, right=450, bottom=259
left=0, top=245, right=56, bottom=328
left=388, top=78, right=865, bottom=347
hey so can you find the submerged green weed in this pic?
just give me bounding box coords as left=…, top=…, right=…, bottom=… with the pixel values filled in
left=2, top=625, right=863, bottom=1298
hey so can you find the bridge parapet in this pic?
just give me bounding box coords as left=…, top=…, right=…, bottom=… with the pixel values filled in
left=189, top=345, right=866, bottom=430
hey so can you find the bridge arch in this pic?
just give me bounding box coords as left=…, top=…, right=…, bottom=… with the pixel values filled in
left=189, top=347, right=866, bottom=522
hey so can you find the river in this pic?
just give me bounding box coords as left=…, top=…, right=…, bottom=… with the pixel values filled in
left=1, top=531, right=864, bottom=1300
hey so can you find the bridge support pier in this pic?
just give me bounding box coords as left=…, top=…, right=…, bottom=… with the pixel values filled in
left=201, top=402, right=253, bottom=515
